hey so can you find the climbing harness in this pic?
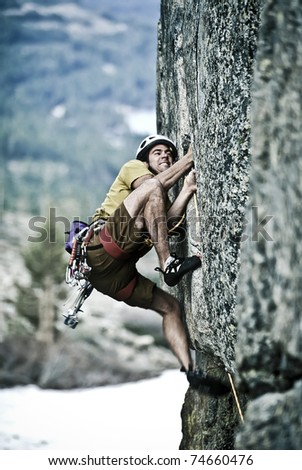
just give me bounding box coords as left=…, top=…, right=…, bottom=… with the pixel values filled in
left=62, top=221, right=99, bottom=329
left=62, top=218, right=139, bottom=327
left=99, top=224, right=131, bottom=261
left=65, top=223, right=92, bottom=285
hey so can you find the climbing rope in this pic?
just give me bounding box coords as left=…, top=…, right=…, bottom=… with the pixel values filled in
left=227, top=372, right=245, bottom=423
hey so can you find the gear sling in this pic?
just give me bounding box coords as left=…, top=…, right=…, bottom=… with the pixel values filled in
left=63, top=220, right=137, bottom=328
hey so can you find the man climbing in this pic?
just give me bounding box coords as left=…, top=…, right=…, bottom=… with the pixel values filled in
left=86, top=135, right=214, bottom=389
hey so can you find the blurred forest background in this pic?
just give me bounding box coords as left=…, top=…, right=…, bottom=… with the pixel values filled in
left=0, top=0, right=178, bottom=389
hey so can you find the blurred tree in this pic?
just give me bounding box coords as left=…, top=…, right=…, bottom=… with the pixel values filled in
left=16, top=220, right=66, bottom=344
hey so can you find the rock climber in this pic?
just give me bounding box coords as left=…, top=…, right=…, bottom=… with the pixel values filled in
left=86, top=135, right=220, bottom=390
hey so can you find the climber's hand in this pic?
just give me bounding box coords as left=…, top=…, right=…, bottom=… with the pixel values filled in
left=184, top=168, right=197, bottom=193
left=184, top=144, right=193, bottom=163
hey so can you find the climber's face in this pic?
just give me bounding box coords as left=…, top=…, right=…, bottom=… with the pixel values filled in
left=147, top=144, right=173, bottom=174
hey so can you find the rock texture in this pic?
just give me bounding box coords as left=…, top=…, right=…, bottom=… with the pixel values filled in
left=235, top=0, right=302, bottom=449
left=157, top=0, right=301, bottom=450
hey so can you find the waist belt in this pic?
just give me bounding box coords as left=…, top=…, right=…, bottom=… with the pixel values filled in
left=99, top=225, right=131, bottom=260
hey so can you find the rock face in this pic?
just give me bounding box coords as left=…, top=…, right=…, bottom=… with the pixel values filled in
left=157, top=0, right=302, bottom=449
left=235, top=0, right=302, bottom=449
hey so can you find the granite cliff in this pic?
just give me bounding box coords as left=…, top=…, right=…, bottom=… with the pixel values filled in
left=157, top=0, right=302, bottom=449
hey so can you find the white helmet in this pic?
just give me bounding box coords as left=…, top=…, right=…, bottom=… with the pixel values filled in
left=136, top=135, right=178, bottom=162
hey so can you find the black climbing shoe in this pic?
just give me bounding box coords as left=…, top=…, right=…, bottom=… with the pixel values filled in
left=187, top=370, right=230, bottom=396
left=156, top=254, right=201, bottom=287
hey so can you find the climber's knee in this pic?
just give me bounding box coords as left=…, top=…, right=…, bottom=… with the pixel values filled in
left=150, top=286, right=181, bottom=317
left=124, top=178, right=165, bottom=219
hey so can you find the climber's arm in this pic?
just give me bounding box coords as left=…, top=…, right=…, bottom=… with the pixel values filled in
left=167, top=169, right=197, bottom=226
left=155, top=145, right=193, bottom=190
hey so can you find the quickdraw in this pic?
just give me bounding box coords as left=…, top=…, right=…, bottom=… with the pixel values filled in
left=62, top=279, right=93, bottom=329
left=65, top=225, right=93, bottom=286
left=62, top=221, right=103, bottom=329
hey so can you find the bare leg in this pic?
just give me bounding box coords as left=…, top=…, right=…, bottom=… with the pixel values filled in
left=124, top=178, right=171, bottom=268
left=150, top=286, right=193, bottom=372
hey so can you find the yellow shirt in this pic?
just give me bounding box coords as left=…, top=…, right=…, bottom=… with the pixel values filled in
left=92, top=159, right=153, bottom=221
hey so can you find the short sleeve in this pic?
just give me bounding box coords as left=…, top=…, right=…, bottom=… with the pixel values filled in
left=119, top=160, right=153, bottom=188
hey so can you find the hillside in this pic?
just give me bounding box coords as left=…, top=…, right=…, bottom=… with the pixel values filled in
left=0, top=1, right=179, bottom=390
left=0, top=0, right=160, bottom=218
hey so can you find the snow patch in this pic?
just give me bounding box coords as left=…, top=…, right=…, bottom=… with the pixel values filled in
left=0, top=370, right=188, bottom=450
left=116, top=106, right=156, bottom=135
left=51, top=104, right=66, bottom=119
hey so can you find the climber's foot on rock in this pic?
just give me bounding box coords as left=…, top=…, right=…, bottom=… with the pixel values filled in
left=186, top=369, right=230, bottom=396
left=156, top=253, right=201, bottom=287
